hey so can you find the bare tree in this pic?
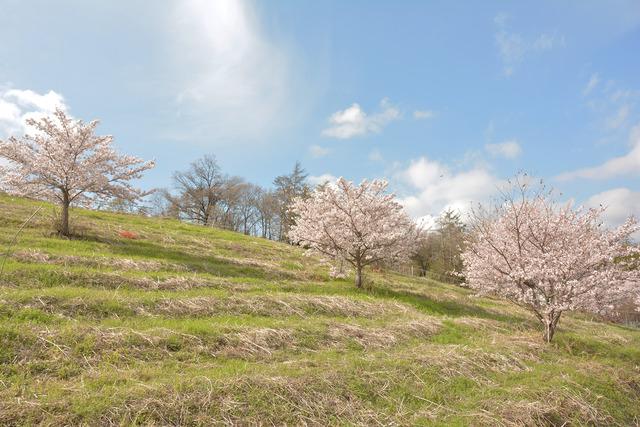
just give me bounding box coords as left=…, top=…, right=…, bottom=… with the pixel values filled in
left=146, top=190, right=177, bottom=218
left=214, top=175, right=245, bottom=230
left=166, top=155, right=224, bottom=225
left=164, top=158, right=311, bottom=242
left=235, top=183, right=262, bottom=235
left=255, top=188, right=280, bottom=239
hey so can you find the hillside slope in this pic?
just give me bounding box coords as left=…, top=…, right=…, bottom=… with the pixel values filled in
left=0, top=193, right=639, bottom=426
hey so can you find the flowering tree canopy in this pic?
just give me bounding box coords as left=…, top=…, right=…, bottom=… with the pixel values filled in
left=462, top=178, right=640, bottom=342
left=0, top=108, right=155, bottom=236
left=289, top=178, right=417, bottom=287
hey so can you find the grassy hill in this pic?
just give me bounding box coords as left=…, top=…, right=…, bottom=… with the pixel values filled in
left=1, top=193, right=639, bottom=426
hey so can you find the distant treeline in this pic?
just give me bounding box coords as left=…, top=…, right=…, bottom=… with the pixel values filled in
left=102, top=155, right=309, bottom=242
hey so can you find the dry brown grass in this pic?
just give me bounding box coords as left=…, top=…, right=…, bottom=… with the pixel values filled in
left=12, top=249, right=187, bottom=272
left=473, top=384, right=619, bottom=426
left=218, top=328, right=296, bottom=358
left=6, top=269, right=226, bottom=290
left=0, top=373, right=406, bottom=426
left=12, top=294, right=413, bottom=320
left=2, top=194, right=640, bottom=426
left=8, top=317, right=440, bottom=369
left=326, top=319, right=441, bottom=350
left=150, top=295, right=412, bottom=318
left=410, top=345, right=533, bottom=385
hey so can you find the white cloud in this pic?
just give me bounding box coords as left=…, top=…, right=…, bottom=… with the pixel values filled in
left=484, top=120, right=496, bottom=141
left=321, top=98, right=400, bottom=139
left=396, top=156, right=503, bottom=219
left=309, top=144, right=330, bottom=158
left=416, top=214, right=438, bottom=231
left=169, top=0, right=292, bottom=140
left=583, top=73, right=600, bottom=96
left=368, top=148, right=383, bottom=162
left=494, top=14, right=564, bottom=76
left=0, top=87, right=67, bottom=137
left=495, top=31, right=526, bottom=75
left=0, top=99, right=21, bottom=134
left=532, top=32, right=564, bottom=51
left=610, top=89, right=638, bottom=103
left=585, top=188, right=640, bottom=239
left=605, top=104, right=630, bottom=130
left=583, top=73, right=639, bottom=139
left=493, top=12, right=509, bottom=26
left=413, top=110, right=434, bottom=120
left=557, top=123, right=640, bottom=181
left=484, top=140, right=522, bottom=159
left=308, top=173, right=338, bottom=187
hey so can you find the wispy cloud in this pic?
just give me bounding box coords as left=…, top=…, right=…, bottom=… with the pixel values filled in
left=368, top=148, right=383, bottom=162
left=605, top=105, right=631, bottom=130
left=413, top=110, right=434, bottom=120
left=557, top=123, right=640, bottom=181
left=322, top=98, right=400, bottom=139
left=583, top=73, right=600, bottom=96
left=493, top=12, right=509, bottom=26
left=309, top=144, right=330, bottom=158
left=494, top=13, right=565, bottom=76
left=495, top=31, right=525, bottom=76
left=582, top=72, right=640, bottom=141
left=531, top=32, right=563, bottom=51
left=169, top=0, right=293, bottom=141
left=485, top=140, right=522, bottom=159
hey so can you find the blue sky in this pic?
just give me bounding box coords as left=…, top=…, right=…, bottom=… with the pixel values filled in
left=0, top=0, right=639, bottom=226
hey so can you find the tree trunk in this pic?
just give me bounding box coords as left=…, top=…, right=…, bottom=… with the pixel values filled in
left=60, top=192, right=70, bottom=237
left=542, top=311, right=562, bottom=343
left=355, top=266, right=363, bottom=288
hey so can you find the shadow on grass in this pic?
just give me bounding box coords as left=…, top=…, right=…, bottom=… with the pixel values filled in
left=368, top=286, right=527, bottom=323
left=93, top=236, right=297, bottom=281
left=553, top=332, right=640, bottom=363
left=42, top=234, right=296, bottom=280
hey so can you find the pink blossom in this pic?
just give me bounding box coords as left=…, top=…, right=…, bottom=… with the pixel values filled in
left=462, top=178, right=640, bottom=342
left=290, top=178, right=417, bottom=287
left=0, top=108, right=154, bottom=236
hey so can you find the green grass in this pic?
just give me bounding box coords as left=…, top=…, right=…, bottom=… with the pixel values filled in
left=1, top=193, right=639, bottom=426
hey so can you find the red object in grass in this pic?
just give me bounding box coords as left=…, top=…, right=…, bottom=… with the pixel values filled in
left=118, top=230, right=139, bottom=239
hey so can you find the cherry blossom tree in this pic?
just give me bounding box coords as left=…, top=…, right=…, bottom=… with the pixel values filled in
left=0, top=108, right=155, bottom=236
left=289, top=178, right=417, bottom=288
left=462, top=177, right=640, bottom=342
